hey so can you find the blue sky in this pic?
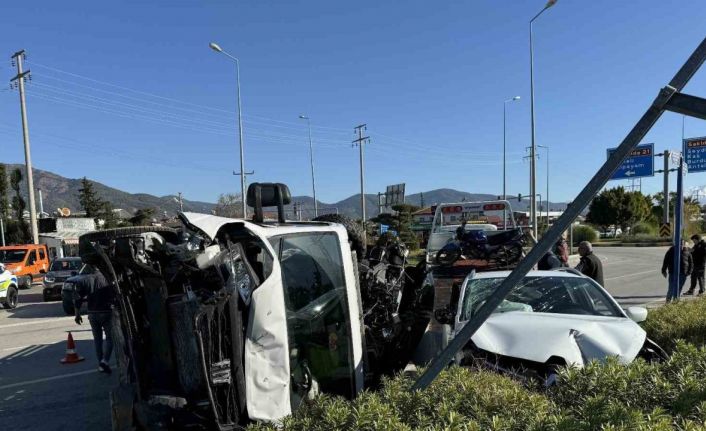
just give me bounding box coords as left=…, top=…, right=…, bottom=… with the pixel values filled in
left=0, top=0, right=705, bottom=205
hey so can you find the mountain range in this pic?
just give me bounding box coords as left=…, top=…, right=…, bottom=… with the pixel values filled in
left=2, top=164, right=567, bottom=219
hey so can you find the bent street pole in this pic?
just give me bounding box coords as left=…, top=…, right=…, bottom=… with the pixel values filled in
left=671, top=154, right=685, bottom=301
left=412, top=36, right=706, bottom=391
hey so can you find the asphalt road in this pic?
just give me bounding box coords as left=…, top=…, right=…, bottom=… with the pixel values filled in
left=0, top=284, right=115, bottom=431
left=0, top=246, right=674, bottom=430
left=595, top=246, right=670, bottom=307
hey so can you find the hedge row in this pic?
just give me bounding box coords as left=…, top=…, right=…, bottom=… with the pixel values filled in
left=248, top=298, right=706, bottom=431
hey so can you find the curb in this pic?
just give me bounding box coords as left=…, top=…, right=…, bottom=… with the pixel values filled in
left=593, top=242, right=671, bottom=247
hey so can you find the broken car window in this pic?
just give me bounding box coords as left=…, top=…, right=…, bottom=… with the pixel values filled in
left=460, top=276, right=623, bottom=321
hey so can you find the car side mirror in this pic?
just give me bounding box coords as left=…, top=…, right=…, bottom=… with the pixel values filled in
left=39, top=269, right=46, bottom=274
left=434, top=307, right=454, bottom=325
left=625, top=306, right=648, bottom=323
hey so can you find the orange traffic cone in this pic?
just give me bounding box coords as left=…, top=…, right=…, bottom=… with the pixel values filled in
left=60, top=331, right=85, bottom=364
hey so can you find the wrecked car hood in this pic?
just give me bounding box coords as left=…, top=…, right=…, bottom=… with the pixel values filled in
left=180, top=212, right=242, bottom=241
left=461, top=312, right=646, bottom=366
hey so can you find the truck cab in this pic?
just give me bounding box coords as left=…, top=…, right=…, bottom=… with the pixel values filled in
left=0, top=244, right=50, bottom=288
left=81, top=182, right=431, bottom=429
left=426, top=200, right=517, bottom=265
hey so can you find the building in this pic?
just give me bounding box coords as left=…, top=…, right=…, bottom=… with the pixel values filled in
left=38, top=217, right=96, bottom=259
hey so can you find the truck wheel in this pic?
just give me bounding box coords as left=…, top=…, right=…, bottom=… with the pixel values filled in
left=18, top=276, right=31, bottom=290
left=313, top=214, right=367, bottom=257
left=2, top=286, right=18, bottom=309
left=62, top=297, right=75, bottom=315
left=79, top=226, right=179, bottom=264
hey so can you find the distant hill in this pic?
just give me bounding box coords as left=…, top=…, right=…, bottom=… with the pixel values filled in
left=3, top=164, right=215, bottom=217
left=1, top=164, right=568, bottom=219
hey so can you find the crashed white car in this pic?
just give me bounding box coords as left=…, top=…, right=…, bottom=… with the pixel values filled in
left=435, top=269, right=666, bottom=381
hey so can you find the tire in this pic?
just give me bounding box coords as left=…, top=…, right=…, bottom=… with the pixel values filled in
left=18, top=276, right=31, bottom=290
left=79, top=226, right=179, bottom=264
left=436, top=244, right=461, bottom=266
left=62, top=297, right=75, bottom=315
left=3, top=286, right=18, bottom=309
left=313, top=214, right=367, bottom=257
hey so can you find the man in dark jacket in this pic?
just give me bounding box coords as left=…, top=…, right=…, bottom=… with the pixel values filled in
left=685, top=235, right=706, bottom=296
left=71, top=270, right=114, bottom=374
left=538, top=249, right=562, bottom=270
left=575, top=241, right=604, bottom=286
left=662, top=240, right=693, bottom=302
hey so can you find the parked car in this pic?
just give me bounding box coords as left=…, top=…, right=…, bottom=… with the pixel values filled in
left=60, top=264, right=95, bottom=315
left=0, top=263, right=19, bottom=309
left=42, top=257, right=83, bottom=302
left=435, top=269, right=666, bottom=383
left=0, top=244, right=50, bottom=288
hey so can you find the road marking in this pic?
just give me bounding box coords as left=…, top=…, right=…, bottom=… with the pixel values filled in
left=0, top=317, right=71, bottom=329
left=605, top=269, right=661, bottom=281
left=0, top=369, right=98, bottom=390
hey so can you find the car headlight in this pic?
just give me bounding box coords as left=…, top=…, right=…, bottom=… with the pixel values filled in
left=44, top=276, right=55, bottom=283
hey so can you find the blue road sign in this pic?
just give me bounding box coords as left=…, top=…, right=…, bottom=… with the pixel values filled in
left=380, top=224, right=389, bottom=234
left=684, top=136, right=706, bottom=173
left=607, top=143, right=654, bottom=180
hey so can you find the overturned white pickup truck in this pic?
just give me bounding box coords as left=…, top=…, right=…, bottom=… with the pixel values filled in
left=78, top=183, right=432, bottom=429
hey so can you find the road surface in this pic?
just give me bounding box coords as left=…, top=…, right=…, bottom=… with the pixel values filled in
left=0, top=285, right=115, bottom=431
left=0, top=246, right=674, bottom=430
left=596, top=246, right=670, bottom=307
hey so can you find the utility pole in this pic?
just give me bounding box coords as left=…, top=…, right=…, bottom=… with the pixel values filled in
left=177, top=192, right=184, bottom=212
left=299, top=115, right=318, bottom=217
left=663, top=151, right=670, bottom=226
left=353, top=124, right=370, bottom=228
left=11, top=50, right=38, bottom=244
left=232, top=170, right=254, bottom=217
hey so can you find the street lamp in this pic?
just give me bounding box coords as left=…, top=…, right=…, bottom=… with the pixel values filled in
left=210, top=42, right=247, bottom=218
left=299, top=114, right=318, bottom=217
left=538, top=145, right=549, bottom=230
left=503, top=96, right=521, bottom=200
left=529, top=0, right=558, bottom=239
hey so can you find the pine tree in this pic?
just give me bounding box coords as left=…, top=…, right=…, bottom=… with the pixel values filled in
left=0, top=164, right=8, bottom=221
left=9, top=168, right=29, bottom=242
left=78, top=177, right=102, bottom=218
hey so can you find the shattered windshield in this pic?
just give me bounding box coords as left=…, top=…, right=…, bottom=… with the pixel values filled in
left=460, top=276, right=623, bottom=321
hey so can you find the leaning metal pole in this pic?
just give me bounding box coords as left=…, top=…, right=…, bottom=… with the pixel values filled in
left=412, top=36, right=706, bottom=391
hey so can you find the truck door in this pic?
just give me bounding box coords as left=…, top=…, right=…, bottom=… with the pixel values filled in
left=25, top=250, right=38, bottom=280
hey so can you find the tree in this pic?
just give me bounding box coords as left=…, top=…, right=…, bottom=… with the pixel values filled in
left=129, top=208, right=156, bottom=226
left=78, top=177, right=119, bottom=228
left=214, top=193, right=243, bottom=218
left=586, top=187, right=652, bottom=232
left=370, top=204, right=421, bottom=250
left=0, top=164, right=8, bottom=221
left=9, top=168, right=29, bottom=243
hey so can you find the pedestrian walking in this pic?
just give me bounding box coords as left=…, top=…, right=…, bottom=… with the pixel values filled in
left=685, top=234, right=706, bottom=296
left=555, top=233, right=569, bottom=267
left=72, top=269, right=114, bottom=374
left=662, top=240, right=693, bottom=302
left=538, top=249, right=562, bottom=270
left=575, top=241, right=604, bottom=286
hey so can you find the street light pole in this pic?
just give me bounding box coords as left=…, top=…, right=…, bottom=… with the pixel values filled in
left=210, top=42, right=247, bottom=218
left=299, top=115, right=318, bottom=217
left=539, top=145, right=549, bottom=229
left=503, top=96, right=521, bottom=200
left=530, top=0, right=558, bottom=239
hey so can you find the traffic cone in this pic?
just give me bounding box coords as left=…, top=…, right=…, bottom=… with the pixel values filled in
left=60, top=331, right=85, bottom=364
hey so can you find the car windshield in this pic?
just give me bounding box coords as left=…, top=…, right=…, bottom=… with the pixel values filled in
left=460, top=275, right=623, bottom=321
left=50, top=260, right=82, bottom=271
left=0, top=250, right=27, bottom=263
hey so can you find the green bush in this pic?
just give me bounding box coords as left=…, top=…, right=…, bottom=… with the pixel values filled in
left=643, top=297, right=706, bottom=352
left=571, top=225, right=598, bottom=245
left=631, top=221, right=657, bottom=236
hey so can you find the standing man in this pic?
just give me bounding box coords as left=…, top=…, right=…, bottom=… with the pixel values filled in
left=662, top=240, right=693, bottom=302
left=555, top=233, right=569, bottom=267
left=685, top=234, right=706, bottom=296
left=538, top=249, right=562, bottom=270
left=70, top=268, right=114, bottom=374
left=575, top=241, right=604, bottom=286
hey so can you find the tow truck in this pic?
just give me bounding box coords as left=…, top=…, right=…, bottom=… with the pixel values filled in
left=77, top=182, right=432, bottom=429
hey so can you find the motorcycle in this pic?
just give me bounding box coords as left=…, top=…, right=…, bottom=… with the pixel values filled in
left=436, top=220, right=525, bottom=267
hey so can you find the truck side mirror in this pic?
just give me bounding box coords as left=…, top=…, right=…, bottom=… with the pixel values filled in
left=434, top=307, right=454, bottom=325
